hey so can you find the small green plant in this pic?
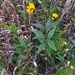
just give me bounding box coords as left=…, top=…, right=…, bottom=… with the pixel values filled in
left=1, top=0, right=75, bottom=74
left=32, top=16, right=66, bottom=65
left=32, top=17, right=59, bottom=52
left=5, top=24, right=34, bottom=75
left=51, top=67, right=70, bottom=75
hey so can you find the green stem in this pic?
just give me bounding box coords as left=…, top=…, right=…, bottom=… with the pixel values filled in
left=28, top=14, right=31, bottom=43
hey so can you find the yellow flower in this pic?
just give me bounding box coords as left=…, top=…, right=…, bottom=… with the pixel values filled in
left=64, top=42, right=67, bottom=45
left=26, top=3, right=35, bottom=14
left=70, top=66, right=74, bottom=70
left=52, top=13, right=58, bottom=20
left=67, top=61, right=70, bottom=66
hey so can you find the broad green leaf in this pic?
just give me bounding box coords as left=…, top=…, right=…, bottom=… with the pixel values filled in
left=48, top=27, right=56, bottom=39
left=38, top=38, right=45, bottom=43
left=50, top=20, right=60, bottom=28
left=37, top=43, right=46, bottom=54
left=46, top=16, right=51, bottom=28
left=48, top=40, right=57, bottom=51
left=33, top=36, right=45, bottom=43
left=33, top=23, right=44, bottom=28
left=46, top=46, right=51, bottom=57
left=32, top=30, right=45, bottom=40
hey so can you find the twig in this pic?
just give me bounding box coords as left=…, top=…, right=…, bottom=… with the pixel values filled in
left=60, top=0, right=74, bottom=19
left=13, top=62, right=25, bottom=75
left=1, top=69, right=4, bottom=75
left=13, top=60, right=33, bottom=75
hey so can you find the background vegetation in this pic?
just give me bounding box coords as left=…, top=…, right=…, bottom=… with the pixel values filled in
left=0, top=0, right=75, bottom=75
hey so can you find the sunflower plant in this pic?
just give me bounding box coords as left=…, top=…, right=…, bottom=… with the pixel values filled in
left=32, top=16, right=63, bottom=62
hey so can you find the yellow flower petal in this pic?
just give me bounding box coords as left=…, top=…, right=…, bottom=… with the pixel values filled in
left=52, top=13, right=58, bottom=19
left=67, top=61, right=70, bottom=66
left=29, top=3, right=35, bottom=9
left=27, top=6, right=30, bottom=9
left=52, top=17, right=55, bottom=20
left=26, top=2, right=35, bottom=14
left=64, top=42, right=67, bottom=45
left=26, top=9, right=31, bottom=14
left=30, top=8, right=34, bottom=13
left=70, top=66, right=74, bottom=70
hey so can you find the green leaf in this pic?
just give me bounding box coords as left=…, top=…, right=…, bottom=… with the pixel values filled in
left=27, top=43, right=33, bottom=52
left=33, top=23, right=44, bottom=28
left=0, top=67, right=3, bottom=72
left=42, top=0, right=45, bottom=3
left=46, top=16, right=51, bottom=28
left=15, top=48, right=24, bottom=55
left=32, top=30, right=45, bottom=41
left=10, top=45, right=21, bottom=49
left=38, top=38, right=45, bottom=43
left=50, top=20, right=60, bottom=28
left=51, top=57, right=56, bottom=66
left=17, top=70, right=24, bottom=75
left=19, top=36, right=26, bottom=48
left=71, top=18, right=75, bottom=22
left=46, top=46, right=51, bottom=57
left=33, top=36, right=45, bottom=43
left=8, top=55, right=13, bottom=63
left=32, top=30, right=44, bottom=38
left=5, top=25, right=18, bottom=32
left=56, top=55, right=64, bottom=62
left=0, top=63, right=5, bottom=68
left=48, top=40, right=57, bottom=51
left=0, top=67, right=7, bottom=74
left=14, top=25, right=18, bottom=32
left=37, top=43, right=46, bottom=54
left=28, top=45, right=33, bottom=52
left=48, top=27, right=56, bottom=39
left=5, top=25, right=12, bottom=30
left=17, top=56, right=22, bottom=66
